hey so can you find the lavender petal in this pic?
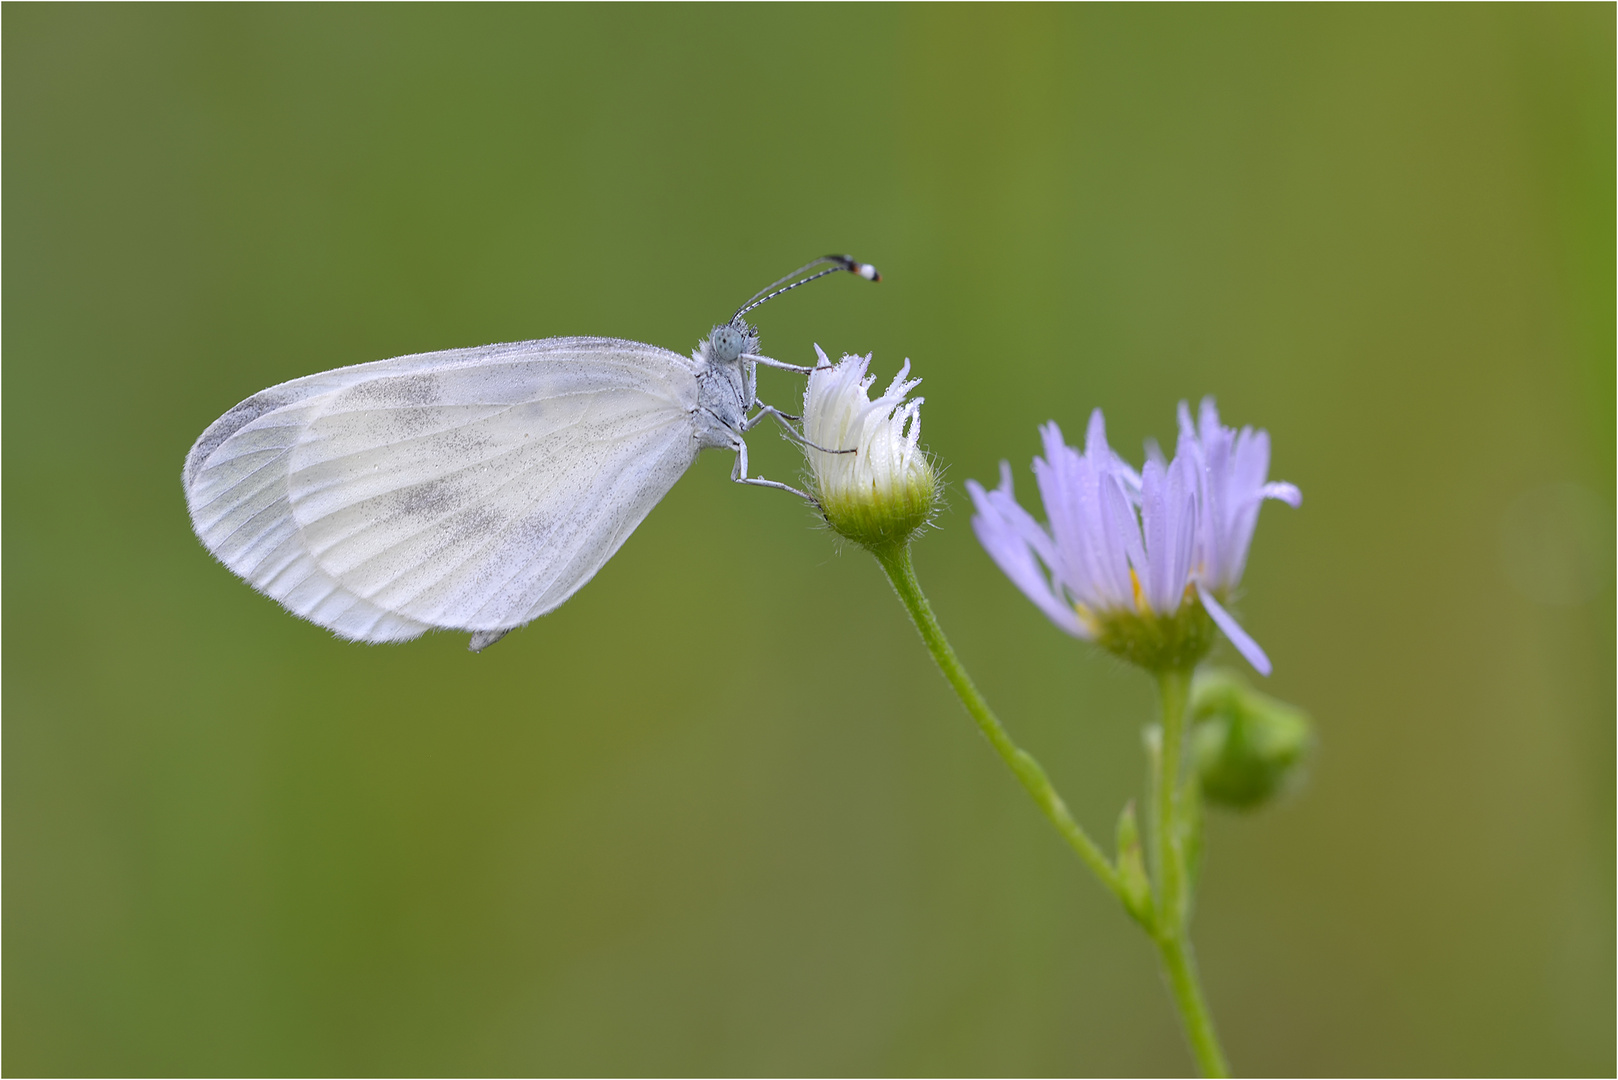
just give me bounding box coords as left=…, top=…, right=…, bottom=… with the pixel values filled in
left=1261, top=481, right=1302, bottom=507
left=1140, top=459, right=1175, bottom=614
left=968, top=476, right=1088, bottom=638
left=1197, top=584, right=1273, bottom=676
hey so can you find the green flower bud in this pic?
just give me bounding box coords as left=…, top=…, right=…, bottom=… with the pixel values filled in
left=1189, top=668, right=1313, bottom=811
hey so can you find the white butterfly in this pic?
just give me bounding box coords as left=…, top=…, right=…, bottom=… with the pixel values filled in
left=183, top=255, right=879, bottom=651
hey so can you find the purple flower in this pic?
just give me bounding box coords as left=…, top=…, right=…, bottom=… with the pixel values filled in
left=967, top=399, right=1300, bottom=675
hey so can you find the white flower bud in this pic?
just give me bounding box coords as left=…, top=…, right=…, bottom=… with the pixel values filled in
left=801, top=347, right=937, bottom=551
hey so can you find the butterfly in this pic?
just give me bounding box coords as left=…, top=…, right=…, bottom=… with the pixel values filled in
left=183, top=255, right=878, bottom=651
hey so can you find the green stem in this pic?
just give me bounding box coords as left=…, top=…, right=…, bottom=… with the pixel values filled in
left=1154, top=669, right=1189, bottom=927
left=874, top=540, right=1231, bottom=1075
left=873, top=543, right=1121, bottom=899
left=1151, top=668, right=1230, bottom=1078
left=1159, top=932, right=1228, bottom=1077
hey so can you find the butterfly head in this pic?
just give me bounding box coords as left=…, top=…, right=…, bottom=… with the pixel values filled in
left=708, top=320, right=759, bottom=366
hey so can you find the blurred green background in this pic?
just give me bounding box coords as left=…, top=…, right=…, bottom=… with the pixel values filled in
left=6, top=5, right=1613, bottom=1075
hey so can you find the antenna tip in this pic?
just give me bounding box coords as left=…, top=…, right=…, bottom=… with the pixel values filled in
left=854, top=261, right=880, bottom=282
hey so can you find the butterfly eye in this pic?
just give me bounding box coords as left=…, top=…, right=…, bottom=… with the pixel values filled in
left=710, top=324, right=748, bottom=364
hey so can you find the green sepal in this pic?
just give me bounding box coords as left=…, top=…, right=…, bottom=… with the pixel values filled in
left=1114, top=800, right=1154, bottom=928
left=1093, top=596, right=1218, bottom=673
left=817, top=469, right=937, bottom=553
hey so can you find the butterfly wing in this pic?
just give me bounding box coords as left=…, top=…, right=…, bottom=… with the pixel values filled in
left=185, top=337, right=701, bottom=643
left=186, top=361, right=436, bottom=643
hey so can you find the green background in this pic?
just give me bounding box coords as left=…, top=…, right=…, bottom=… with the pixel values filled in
left=7, top=5, right=1613, bottom=1075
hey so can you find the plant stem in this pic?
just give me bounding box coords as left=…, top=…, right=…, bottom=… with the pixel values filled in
left=1151, top=668, right=1230, bottom=1078
left=874, top=541, right=1231, bottom=1075
left=1159, top=931, right=1228, bottom=1077
left=873, top=543, right=1121, bottom=898
left=1154, top=669, right=1189, bottom=928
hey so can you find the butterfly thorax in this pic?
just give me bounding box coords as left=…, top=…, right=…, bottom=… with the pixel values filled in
left=690, top=322, right=759, bottom=451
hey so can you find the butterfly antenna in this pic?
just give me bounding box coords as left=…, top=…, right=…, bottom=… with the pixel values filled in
left=731, top=254, right=880, bottom=323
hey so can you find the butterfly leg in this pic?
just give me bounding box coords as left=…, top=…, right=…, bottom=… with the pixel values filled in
left=740, top=352, right=819, bottom=375
left=730, top=438, right=816, bottom=502
left=743, top=402, right=801, bottom=427
left=744, top=403, right=856, bottom=457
